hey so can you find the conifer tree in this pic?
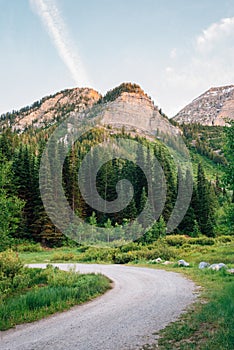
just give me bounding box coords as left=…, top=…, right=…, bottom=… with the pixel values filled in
left=196, top=163, right=216, bottom=237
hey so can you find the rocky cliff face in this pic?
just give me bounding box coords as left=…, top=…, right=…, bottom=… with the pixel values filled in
left=99, top=91, right=180, bottom=137
left=1, top=83, right=180, bottom=137
left=173, top=85, right=234, bottom=126
left=1, top=88, right=101, bottom=131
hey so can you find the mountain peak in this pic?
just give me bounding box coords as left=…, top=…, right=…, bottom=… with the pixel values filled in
left=99, top=82, right=152, bottom=104
left=173, top=85, right=234, bottom=126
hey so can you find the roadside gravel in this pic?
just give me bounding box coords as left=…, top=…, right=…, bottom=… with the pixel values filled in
left=0, top=264, right=197, bottom=350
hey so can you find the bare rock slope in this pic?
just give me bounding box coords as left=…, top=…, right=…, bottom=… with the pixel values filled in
left=173, top=85, right=234, bottom=126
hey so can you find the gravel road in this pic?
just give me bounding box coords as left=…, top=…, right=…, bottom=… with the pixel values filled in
left=0, top=264, right=197, bottom=350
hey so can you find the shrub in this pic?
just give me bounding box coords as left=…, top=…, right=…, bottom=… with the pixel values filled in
left=0, top=250, right=23, bottom=279
left=187, top=237, right=215, bottom=246
left=165, top=235, right=187, bottom=247
left=142, top=246, right=176, bottom=261
left=78, top=247, right=115, bottom=262
left=14, top=242, right=43, bottom=252
left=51, top=252, right=77, bottom=261
left=113, top=251, right=138, bottom=264
left=119, top=242, right=142, bottom=253
left=216, top=235, right=233, bottom=244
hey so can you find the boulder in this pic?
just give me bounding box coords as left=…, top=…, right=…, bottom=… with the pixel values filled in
left=227, top=268, right=234, bottom=274
left=148, top=258, right=162, bottom=264
left=199, top=261, right=210, bottom=269
left=178, top=259, right=190, bottom=267
left=162, top=261, right=173, bottom=265
left=209, top=263, right=227, bottom=271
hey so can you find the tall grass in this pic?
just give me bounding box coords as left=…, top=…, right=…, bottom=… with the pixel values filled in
left=0, top=273, right=110, bottom=331
left=0, top=253, right=110, bottom=331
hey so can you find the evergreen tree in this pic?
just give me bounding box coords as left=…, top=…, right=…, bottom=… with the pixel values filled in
left=197, top=163, right=216, bottom=237
left=0, top=151, right=24, bottom=250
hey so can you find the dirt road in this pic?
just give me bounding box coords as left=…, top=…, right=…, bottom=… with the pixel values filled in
left=0, top=264, right=197, bottom=349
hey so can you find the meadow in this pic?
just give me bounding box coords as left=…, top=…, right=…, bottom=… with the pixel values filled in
left=15, top=236, right=234, bottom=349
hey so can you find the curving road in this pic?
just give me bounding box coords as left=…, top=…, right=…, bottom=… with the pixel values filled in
left=0, top=264, right=197, bottom=350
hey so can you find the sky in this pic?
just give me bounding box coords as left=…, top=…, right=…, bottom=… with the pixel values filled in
left=1, top=0, right=234, bottom=117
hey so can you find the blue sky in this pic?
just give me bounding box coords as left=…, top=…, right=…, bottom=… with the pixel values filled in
left=1, top=0, right=234, bottom=116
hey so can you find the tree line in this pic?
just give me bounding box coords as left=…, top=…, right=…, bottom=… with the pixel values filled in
left=0, top=123, right=233, bottom=249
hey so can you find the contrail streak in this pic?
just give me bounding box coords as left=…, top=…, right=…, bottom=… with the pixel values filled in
left=30, top=0, right=91, bottom=87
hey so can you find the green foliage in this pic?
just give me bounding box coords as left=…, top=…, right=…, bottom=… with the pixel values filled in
left=0, top=107, right=230, bottom=246
left=165, top=235, right=187, bottom=246
left=0, top=258, right=110, bottom=331
left=0, top=250, right=23, bottom=279
left=223, top=121, right=234, bottom=196
left=13, top=242, right=43, bottom=252
left=181, top=124, right=226, bottom=165
left=0, top=152, right=24, bottom=251
left=158, top=273, right=234, bottom=350
left=142, top=217, right=166, bottom=243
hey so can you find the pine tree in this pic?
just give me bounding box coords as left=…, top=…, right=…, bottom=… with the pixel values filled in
left=196, top=163, right=216, bottom=237
left=0, top=151, right=24, bottom=250
left=134, top=143, right=147, bottom=212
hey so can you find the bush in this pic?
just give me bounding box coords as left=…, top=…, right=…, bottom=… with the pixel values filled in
left=113, top=251, right=138, bottom=264
left=119, top=242, right=142, bottom=253
left=0, top=251, right=28, bottom=302
left=187, top=237, right=215, bottom=246
left=165, top=235, right=187, bottom=247
left=78, top=247, right=115, bottom=262
left=216, top=235, right=233, bottom=244
left=14, top=242, right=43, bottom=252
left=0, top=250, right=23, bottom=279
left=142, top=246, right=176, bottom=261
left=51, top=252, right=77, bottom=261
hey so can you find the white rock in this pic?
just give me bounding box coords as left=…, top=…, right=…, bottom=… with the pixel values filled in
left=178, top=259, right=190, bottom=267
left=162, top=261, right=173, bottom=265
left=209, top=263, right=227, bottom=271
left=199, top=261, right=210, bottom=269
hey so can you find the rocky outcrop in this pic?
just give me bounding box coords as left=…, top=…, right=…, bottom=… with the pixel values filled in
left=99, top=91, right=180, bottom=137
left=3, top=88, right=101, bottom=131
left=173, top=85, right=234, bottom=126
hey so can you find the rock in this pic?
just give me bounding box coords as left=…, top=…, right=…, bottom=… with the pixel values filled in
left=227, top=268, right=234, bottom=274
left=148, top=258, right=162, bottom=264
left=149, top=258, right=162, bottom=264
left=173, top=85, right=234, bottom=126
left=209, top=263, right=227, bottom=271
left=199, top=261, right=210, bottom=269
left=178, top=259, right=190, bottom=267
left=162, top=261, right=173, bottom=265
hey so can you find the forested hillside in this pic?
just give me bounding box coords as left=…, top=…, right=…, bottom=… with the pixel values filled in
left=0, top=84, right=233, bottom=250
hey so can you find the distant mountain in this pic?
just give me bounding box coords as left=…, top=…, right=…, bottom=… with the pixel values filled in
left=0, top=83, right=180, bottom=137
left=173, top=85, right=234, bottom=126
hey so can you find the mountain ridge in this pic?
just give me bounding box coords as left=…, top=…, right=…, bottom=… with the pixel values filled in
left=0, top=83, right=180, bottom=137
left=173, top=85, right=234, bottom=126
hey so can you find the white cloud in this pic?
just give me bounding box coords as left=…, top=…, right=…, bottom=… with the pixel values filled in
left=30, top=0, right=91, bottom=87
left=160, top=17, right=234, bottom=117
left=197, top=17, right=234, bottom=51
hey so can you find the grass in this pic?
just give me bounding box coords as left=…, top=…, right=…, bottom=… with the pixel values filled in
left=9, top=237, right=234, bottom=348
left=0, top=253, right=111, bottom=331
left=153, top=268, right=234, bottom=350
